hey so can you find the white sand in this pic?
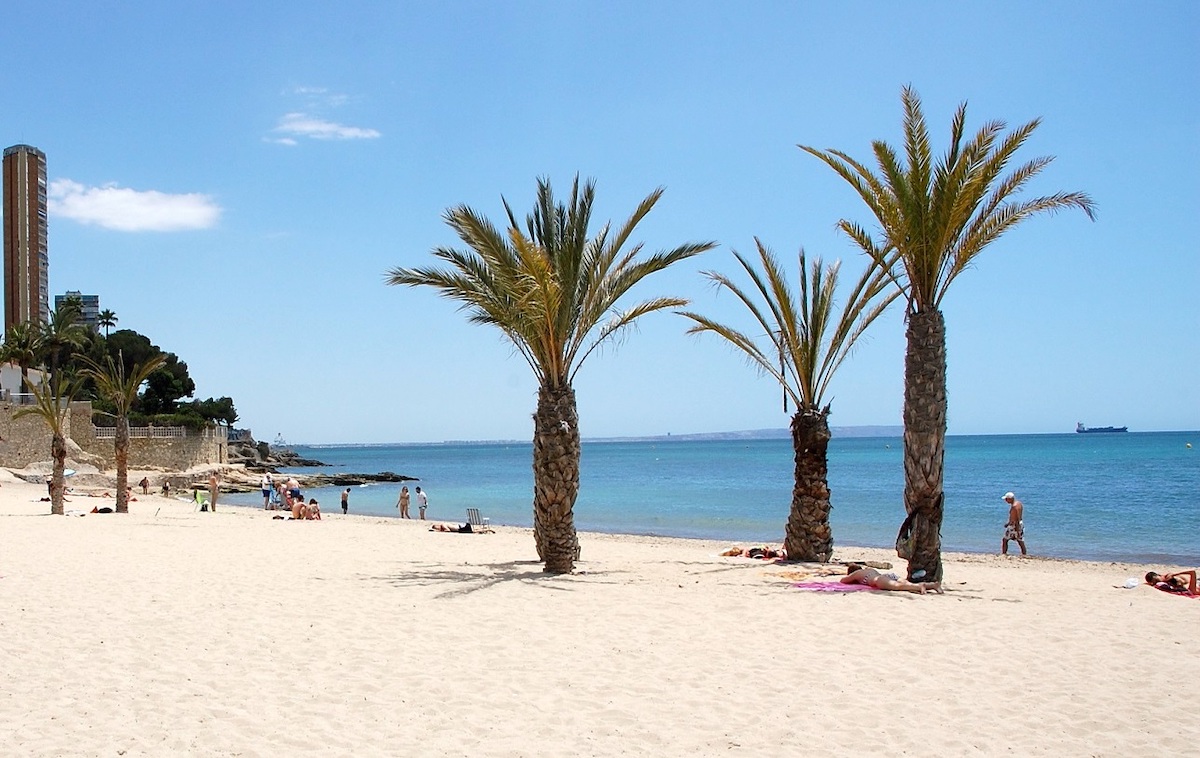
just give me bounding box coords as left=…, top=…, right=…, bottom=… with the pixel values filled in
left=1, top=478, right=1197, bottom=756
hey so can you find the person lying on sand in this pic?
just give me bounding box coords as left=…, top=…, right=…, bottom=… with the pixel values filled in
left=1145, top=569, right=1196, bottom=595
left=430, top=522, right=473, bottom=533
left=842, top=563, right=942, bottom=594
left=720, top=545, right=785, bottom=560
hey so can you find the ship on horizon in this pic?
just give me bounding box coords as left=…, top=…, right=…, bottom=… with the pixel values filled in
left=1076, top=422, right=1128, bottom=434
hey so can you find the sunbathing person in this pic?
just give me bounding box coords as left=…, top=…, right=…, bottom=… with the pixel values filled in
left=430, top=522, right=473, bottom=533
left=842, top=564, right=942, bottom=594
left=1145, top=569, right=1196, bottom=595
left=306, top=498, right=322, bottom=520
left=720, top=545, right=785, bottom=560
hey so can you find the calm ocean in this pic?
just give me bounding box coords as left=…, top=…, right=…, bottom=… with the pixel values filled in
left=226, top=432, right=1200, bottom=565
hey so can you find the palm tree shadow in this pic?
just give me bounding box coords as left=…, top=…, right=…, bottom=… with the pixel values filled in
left=369, top=559, right=627, bottom=598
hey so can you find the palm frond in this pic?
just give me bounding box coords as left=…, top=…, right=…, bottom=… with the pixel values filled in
left=387, top=175, right=714, bottom=389
left=803, top=86, right=1095, bottom=311
left=679, top=241, right=897, bottom=410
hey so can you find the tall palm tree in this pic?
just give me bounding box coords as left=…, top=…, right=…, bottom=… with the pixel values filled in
left=679, top=240, right=898, bottom=561
left=387, top=176, right=715, bottom=573
left=800, top=85, right=1095, bottom=580
left=97, top=309, right=118, bottom=338
left=41, top=304, right=88, bottom=384
left=14, top=376, right=78, bottom=515
left=1, top=321, right=44, bottom=395
left=80, top=350, right=167, bottom=514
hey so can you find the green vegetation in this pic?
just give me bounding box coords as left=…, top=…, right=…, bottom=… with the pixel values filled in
left=13, top=375, right=78, bottom=515
left=1, top=305, right=239, bottom=433
left=800, top=85, right=1095, bottom=580
left=680, top=240, right=899, bottom=561
left=81, top=351, right=168, bottom=513
left=387, top=175, right=715, bottom=573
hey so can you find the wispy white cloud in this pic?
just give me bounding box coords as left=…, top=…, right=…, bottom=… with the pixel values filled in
left=48, top=179, right=221, bottom=232
left=272, top=112, right=381, bottom=142
left=267, top=86, right=379, bottom=145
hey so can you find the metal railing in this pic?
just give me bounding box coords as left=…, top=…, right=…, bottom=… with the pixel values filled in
left=94, top=426, right=229, bottom=440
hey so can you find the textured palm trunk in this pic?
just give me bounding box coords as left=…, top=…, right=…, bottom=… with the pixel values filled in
left=902, top=307, right=947, bottom=582
left=50, top=433, right=66, bottom=516
left=783, top=406, right=834, bottom=562
left=115, top=416, right=131, bottom=514
left=531, top=384, right=580, bottom=574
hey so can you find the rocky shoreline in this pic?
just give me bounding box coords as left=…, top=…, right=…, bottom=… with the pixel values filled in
left=6, top=437, right=418, bottom=496
left=218, top=438, right=419, bottom=493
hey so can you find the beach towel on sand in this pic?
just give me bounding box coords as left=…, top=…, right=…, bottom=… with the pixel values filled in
left=1153, top=586, right=1200, bottom=599
left=791, top=581, right=874, bottom=593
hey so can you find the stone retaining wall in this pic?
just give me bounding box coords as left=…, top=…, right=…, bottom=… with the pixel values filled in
left=0, top=401, right=226, bottom=471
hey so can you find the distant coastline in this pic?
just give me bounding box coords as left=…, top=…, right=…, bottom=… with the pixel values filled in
left=587, top=425, right=904, bottom=443
left=306, top=426, right=907, bottom=448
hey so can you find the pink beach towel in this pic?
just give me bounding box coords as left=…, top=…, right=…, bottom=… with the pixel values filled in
left=1153, top=586, right=1200, bottom=599
left=791, top=581, right=874, bottom=593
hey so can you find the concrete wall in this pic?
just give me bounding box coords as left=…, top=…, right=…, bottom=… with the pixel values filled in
left=0, top=400, right=226, bottom=471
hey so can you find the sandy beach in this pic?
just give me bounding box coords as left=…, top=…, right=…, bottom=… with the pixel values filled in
left=1, top=473, right=1197, bottom=757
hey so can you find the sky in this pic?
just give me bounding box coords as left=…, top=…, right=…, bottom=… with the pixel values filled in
left=2, top=2, right=1196, bottom=444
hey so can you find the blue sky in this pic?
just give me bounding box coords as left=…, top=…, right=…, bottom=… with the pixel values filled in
left=2, top=2, right=1196, bottom=443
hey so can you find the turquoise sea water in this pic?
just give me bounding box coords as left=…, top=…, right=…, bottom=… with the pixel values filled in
left=226, top=432, right=1200, bottom=565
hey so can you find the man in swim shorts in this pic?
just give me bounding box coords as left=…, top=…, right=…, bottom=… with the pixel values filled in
left=1002, top=491, right=1027, bottom=556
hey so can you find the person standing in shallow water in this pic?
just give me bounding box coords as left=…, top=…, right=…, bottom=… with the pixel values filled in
left=341, top=488, right=351, bottom=515
left=397, top=485, right=410, bottom=519
left=1002, top=491, right=1027, bottom=555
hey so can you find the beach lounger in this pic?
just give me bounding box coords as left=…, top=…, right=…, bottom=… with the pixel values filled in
left=466, top=508, right=493, bottom=533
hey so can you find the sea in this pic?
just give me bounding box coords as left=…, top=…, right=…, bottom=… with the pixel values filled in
left=225, top=431, right=1200, bottom=565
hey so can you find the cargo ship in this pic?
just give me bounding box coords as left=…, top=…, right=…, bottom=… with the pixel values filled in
left=1076, top=422, right=1128, bottom=434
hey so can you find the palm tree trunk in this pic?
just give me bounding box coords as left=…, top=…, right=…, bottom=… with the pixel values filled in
left=50, top=433, right=66, bottom=516
left=902, top=307, right=947, bottom=582
left=115, top=416, right=130, bottom=514
left=783, top=406, right=834, bottom=562
left=532, top=383, right=580, bottom=574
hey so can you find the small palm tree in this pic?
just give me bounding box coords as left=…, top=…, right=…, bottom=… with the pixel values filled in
left=80, top=350, right=167, bottom=514
left=1, top=321, right=45, bottom=395
left=800, top=85, right=1095, bottom=580
left=387, top=175, right=715, bottom=573
left=97, top=309, right=118, bottom=338
left=15, top=376, right=78, bottom=515
left=680, top=240, right=898, bottom=561
left=41, top=304, right=88, bottom=384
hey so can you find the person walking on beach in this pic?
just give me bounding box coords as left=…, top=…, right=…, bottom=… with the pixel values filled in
left=261, top=474, right=274, bottom=509
left=139, top=477, right=150, bottom=495
left=416, top=486, right=428, bottom=520
left=341, top=487, right=351, bottom=515
left=397, top=485, right=410, bottom=518
left=208, top=472, right=221, bottom=512
left=1002, top=491, right=1026, bottom=555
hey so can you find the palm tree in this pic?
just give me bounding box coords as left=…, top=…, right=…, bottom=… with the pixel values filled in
left=1, top=321, right=44, bottom=395
left=41, top=303, right=88, bottom=384
left=14, top=376, right=78, bottom=515
left=80, top=350, right=167, bottom=514
left=800, top=85, right=1095, bottom=580
left=679, top=240, right=898, bottom=561
left=97, top=309, right=118, bottom=338
left=387, top=176, right=715, bottom=573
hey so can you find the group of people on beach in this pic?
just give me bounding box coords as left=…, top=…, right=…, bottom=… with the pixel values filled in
left=395, top=485, right=427, bottom=519
left=257, top=474, right=321, bottom=520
